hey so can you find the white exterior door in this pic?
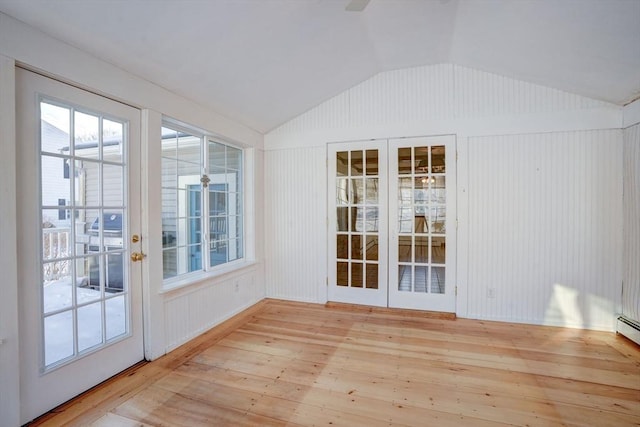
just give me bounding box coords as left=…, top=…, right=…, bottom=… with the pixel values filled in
left=328, top=136, right=456, bottom=313
left=16, top=69, right=144, bottom=423
left=328, top=141, right=388, bottom=307
left=388, top=136, right=457, bottom=312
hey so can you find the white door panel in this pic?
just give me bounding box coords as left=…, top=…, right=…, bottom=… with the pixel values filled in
left=17, top=69, right=143, bottom=423
left=388, top=136, right=456, bottom=312
left=328, top=141, right=388, bottom=307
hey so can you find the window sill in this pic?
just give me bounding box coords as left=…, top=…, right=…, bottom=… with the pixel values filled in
left=159, top=259, right=258, bottom=294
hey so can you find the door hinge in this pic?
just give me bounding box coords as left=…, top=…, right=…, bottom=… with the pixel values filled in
left=326, top=277, right=329, bottom=286
left=455, top=286, right=458, bottom=296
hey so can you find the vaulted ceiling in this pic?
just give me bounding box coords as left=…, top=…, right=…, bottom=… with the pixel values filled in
left=1, top=0, right=638, bottom=133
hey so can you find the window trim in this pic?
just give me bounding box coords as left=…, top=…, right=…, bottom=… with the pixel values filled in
left=160, top=118, right=250, bottom=290
left=159, top=259, right=258, bottom=294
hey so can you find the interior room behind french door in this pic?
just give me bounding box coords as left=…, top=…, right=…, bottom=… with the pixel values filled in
left=328, top=136, right=456, bottom=312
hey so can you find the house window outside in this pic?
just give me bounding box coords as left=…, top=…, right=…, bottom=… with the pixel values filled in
left=161, top=123, right=244, bottom=281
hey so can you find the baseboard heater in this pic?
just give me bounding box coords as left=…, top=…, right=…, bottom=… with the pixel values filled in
left=617, top=315, right=640, bottom=346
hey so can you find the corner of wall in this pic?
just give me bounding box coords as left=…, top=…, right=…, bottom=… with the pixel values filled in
left=623, top=98, right=640, bottom=128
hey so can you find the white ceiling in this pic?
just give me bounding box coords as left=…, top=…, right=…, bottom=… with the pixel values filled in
left=1, top=0, right=638, bottom=133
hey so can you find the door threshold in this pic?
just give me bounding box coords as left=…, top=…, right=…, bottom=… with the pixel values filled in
left=325, top=301, right=456, bottom=320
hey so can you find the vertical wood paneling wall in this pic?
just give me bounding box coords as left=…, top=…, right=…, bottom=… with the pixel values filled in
left=349, top=64, right=455, bottom=125
left=623, top=124, right=640, bottom=323
left=163, top=268, right=263, bottom=351
left=264, top=63, right=625, bottom=331
left=267, top=64, right=455, bottom=138
left=268, top=64, right=616, bottom=142
left=467, top=131, right=622, bottom=330
left=453, top=66, right=613, bottom=118
left=264, top=147, right=326, bottom=302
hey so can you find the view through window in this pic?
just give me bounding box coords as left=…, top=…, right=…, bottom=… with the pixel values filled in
left=40, top=100, right=128, bottom=368
left=161, top=124, right=243, bottom=280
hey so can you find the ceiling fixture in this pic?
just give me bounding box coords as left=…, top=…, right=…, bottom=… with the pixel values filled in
left=345, top=0, right=370, bottom=12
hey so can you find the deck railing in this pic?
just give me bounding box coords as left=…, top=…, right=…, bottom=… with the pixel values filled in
left=42, top=227, right=71, bottom=281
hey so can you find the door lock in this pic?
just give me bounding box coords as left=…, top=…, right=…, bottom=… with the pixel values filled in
left=131, top=252, right=146, bottom=262
left=132, top=234, right=140, bottom=243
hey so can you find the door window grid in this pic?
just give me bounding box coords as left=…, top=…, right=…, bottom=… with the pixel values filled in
left=397, top=145, right=446, bottom=294
left=40, top=100, right=129, bottom=370
left=161, top=124, right=244, bottom=281
left=336, top=150, right=379, bottom=289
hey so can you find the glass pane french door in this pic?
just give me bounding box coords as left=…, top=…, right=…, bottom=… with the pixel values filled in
left=17, top=69, right=143, bottom=423
left=388, top=136, right=456, bottom=311
left=39, top=100, right=131, bottom=367
left=328, top=137, right=455, bottom=312
left=328, top=141, right=388, bottom=307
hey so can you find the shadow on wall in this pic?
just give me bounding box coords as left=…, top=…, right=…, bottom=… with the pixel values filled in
left=544, top=283, right=615, bottom=330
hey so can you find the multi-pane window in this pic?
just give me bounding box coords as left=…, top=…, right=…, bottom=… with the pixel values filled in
left=208, top=140, right=243, bottom=267
left=161, top=123, right=243, bottom=280
left=40, top=100, right=129, bottom=368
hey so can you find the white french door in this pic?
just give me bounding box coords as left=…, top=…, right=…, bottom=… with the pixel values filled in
left=328, top=136, right=456, bottom=313
left=388, top=136, right=456, bottom=312
left=328, top=141, right=388, bottom=307
left=16, top=69, right=144, bottom=423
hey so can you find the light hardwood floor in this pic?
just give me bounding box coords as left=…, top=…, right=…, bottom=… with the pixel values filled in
left=29, top=299, right=640, bottom=426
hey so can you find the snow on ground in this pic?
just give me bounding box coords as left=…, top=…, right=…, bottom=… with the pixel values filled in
left=43, top=277, right=126, bottom=366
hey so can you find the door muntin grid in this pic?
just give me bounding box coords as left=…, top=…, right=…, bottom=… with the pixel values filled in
left=336, top=149, right=380, bottom=290
left=39, top=99, right=130, bottom=370
left=397, top=145, right=446, bottom=294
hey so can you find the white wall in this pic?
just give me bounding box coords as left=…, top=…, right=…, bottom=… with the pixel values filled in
left=141, top=110, right=265, bottom=361
left=267, top=64, right=619, bottom=149
left=264, top=63, right=624, bottom=331
left=0, top=13, right=265, bottom=425
left=622, top=100, right=640, bottom=323
left=0, top=54, right=20, bottom=427
left=466, top=130, right=622, bottom=330
left=163, top=268, right=263, bottom=351
left=264, top=146, right=326, bottom=302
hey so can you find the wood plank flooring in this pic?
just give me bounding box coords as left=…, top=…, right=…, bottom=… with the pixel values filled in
left=29, top=299, right=640, bottom=426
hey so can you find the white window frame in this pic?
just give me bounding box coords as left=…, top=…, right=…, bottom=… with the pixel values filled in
left=160, top=118, right=252, bottom=291
left=34, top=93, right=138, bottom=373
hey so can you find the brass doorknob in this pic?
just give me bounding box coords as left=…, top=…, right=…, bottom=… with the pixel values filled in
left=131, top=252, right=146, bottom=262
